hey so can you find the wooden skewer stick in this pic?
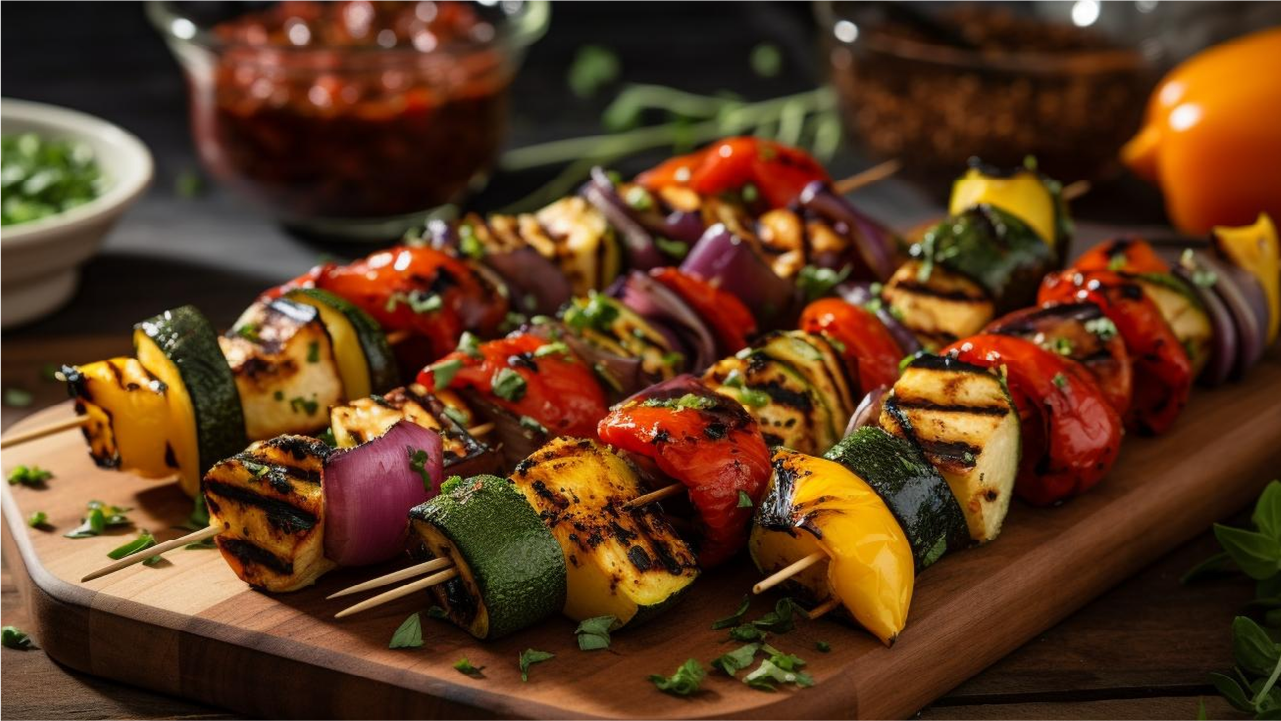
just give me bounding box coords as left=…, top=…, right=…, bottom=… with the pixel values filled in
left=1062, top=180, right=1091, bottom=202
left=753, top=550, right=826, bottom=595
left=326, top=558, right=454, bottom=600
left=622, top=483, right=685, bottom=510
left=806, top=597, right=842, bottom=620
left=334, top=567, right=460, bottom=619
left=385, top=330, right=411, bottom=345
left=465, top=422, right=494, bottom=437
left=80, top=525, right=222, bottom=583
left=0, top=415, right=88, bottom=450
left=833, top=159, right=902, bottom=196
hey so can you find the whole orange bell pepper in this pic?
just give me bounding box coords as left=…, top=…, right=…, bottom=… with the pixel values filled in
left=1122, top=28, right=1281, bottom=234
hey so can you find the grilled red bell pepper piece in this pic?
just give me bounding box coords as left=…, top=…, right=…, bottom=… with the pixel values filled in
left=650, top=267, right=757, bottom=354
left=1038, top=269, right=1192, bottom=434
left=1073, top=237, right=1171, bottom=275
left=799, top=297, right=904, bottom=394
left=265, top=246, right=509, bottom=360
left=418, top=333, right=609, bottom=439
left=636, top=137, right=830, bottom=209
left=943, top=334, right=1123, bottom=506
left=597, top=374, right=772, bottom=568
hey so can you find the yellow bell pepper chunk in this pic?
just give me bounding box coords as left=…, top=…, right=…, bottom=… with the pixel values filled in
left=749, top=449, right=914, bottom=645
left=950, top=168, right=1057, bottom=247
left=65, top=358, right=177, bottom=479
left=1215, top=213, right=1280, bottom=344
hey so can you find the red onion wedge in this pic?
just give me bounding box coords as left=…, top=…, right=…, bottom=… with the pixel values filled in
left=618, top=270, right=718, bottom=372
left=1172, top=258, right=1237, bottom=387
left=323, top=420, right=442, bottom=568
left=681, top=224, right=799, bottom=330
left=1185, top=252, right=1268, bottom=378
left=837, top=281, right=922, bottom=356
left=582, top=168, right=667, bottom=271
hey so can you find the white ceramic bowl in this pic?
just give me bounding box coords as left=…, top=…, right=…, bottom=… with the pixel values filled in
left=1, top=99, right=153, bottom=328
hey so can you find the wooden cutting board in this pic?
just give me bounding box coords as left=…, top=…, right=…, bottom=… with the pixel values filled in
left=3, top=354, right=1279, bottom=720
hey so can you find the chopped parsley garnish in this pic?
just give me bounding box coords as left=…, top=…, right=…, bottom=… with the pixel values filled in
left=273, top=390, right=285, bottom=401
left=500, top=312, right=529, bottom=334
left=751, top=597, right=802, bottom=634
left=289, top=396, right=319, bottom=416
left=712, top=595, right=752, bottom=630
left=533, top=341, right=570, bottom=358
left=519, top=415, right=548, bottom=434
left=442, top=405, right=470, bottom=427
left=457, top=332, right=483, bottom=358
left=1084, top=316, right=1118, bottom=341
left=649, top=658, right=705, bottom=696
left=722, top=369, right=746, bottom=389
left=738, top=491, right=754, bottom=508
left=389, top=613, right=424, bottom=649
left=661, top=350, right=686, bottom=367
left=1, top=133, right=105, bottom=226
left=741, top=182, right=760, bottom=203
left=1050, top=337, right=1074, bottom=356
left=27, top=510, right=47, bottom=528
left=519, top=648, right=555, bottom=681
left=564, top=293, right=620, bottom=335
left=441, top=475, right=464, bottom=494
left=428, top=359, right=463, bottom=389
left=655, top=236, right=689, bottom=259
left=316, top=427, right=337, bottom=447
left=1192, top=267, right=1218, bottom=288
left=575, top=615, right=616, bottom=651
left=738, top=388, right=771, bottom=408
left=454, top=657, right=484, bottom=677
left=107, top=530, right=159, bottom=565
left=492, top=368, right=527, bottom=402
left=729, top=624, right=765, bottom=642
left=458, top=223, right=486, bottom=260
left=235, top=323, right=261, bottom=343
left=426, top=605, right=449, bottom=619
left=642, top=393, right=715, bottom=411
left=816, top=641, right=831, bottom=653
left=1107, top=253, right=1128, bottom=271
left=385, top=290, right=442, bottom=314
left=2, top=626, right=33, bottom=650
left=796, top=264, right=852, bottom=303
left=306, top=341, right=320, bottom=363
left=1052, top=372, right=1068, bottom=389
left=7, top=464, right=52, bottom=487
left=3, top=387, right=33, bottom=407
left=407, top=447, right=434, bottom=492
left=712, top=643, right=760, bottom=677
left=624, top=185, right=654, bottom=211
left=743, top=649, right=814, bottom=691
left=826, top=336, right=847, bottom=354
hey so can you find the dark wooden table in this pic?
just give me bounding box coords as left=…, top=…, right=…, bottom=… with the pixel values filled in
left=0, top=3, right=1257, bottom=718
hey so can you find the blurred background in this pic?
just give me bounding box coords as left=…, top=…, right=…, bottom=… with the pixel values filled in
left=1, top=1, right=1277, bottom=337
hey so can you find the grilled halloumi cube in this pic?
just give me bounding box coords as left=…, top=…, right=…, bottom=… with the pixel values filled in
left=203, top=435, right=334, bottom=592
left=220, top=299, right=344, bottom=441
left=882, top=261, right=995, bottom=351
left=879, top=355, right=1021, bottom=543
left=330, top=384, right=497, bottom=478
left=509, top=437, right=699, bottom=628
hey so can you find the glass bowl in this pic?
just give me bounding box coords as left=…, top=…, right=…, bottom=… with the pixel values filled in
left=818, top=1, right=1165, bottom=194
left=148, top=0, right=549, bottom=240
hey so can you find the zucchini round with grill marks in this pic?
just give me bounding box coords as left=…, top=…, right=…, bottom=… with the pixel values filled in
left=702, top=331, right=854, bottom=455
left=1132, top=272, right=1214, bottom=378
left=509, top=437, right=699, bottom=627
left=135, top=305, right=247, bottom=497
left=824, top=427, right=968, bottom=569
left=285, top=288, right=399, bottom=399
left=878, top=355, right=1020, bottom=543
left=409, top=475, right=567, bottom=640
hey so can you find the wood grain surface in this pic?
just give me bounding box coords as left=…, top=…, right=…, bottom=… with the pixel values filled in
left=2, top=349, right=1278, bottom=720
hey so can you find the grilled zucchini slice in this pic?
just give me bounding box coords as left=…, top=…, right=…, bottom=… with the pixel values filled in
left=221, top=299, right=344, bottom=441
left=134, top=305, right=247, bottom=498
left=1134, top=272, right=1214, bottom=377
left=882, top=261, right=995, bottom=351
left=562, top=293, right=680, bottom=380
left=408, top=475, right=567, bottom=639
left=510, top=437, right=699, bottom=627
left=285, top=288, right=398, bottom=399
left=825, top=427, right=968, bottom=569
left=702, top=331, right=852, bottom=454
left=63, top=358, right=177, bottom=478
left=203, top=435, right=334, bottom=592
left=879, top=355, right=1020, bottom=543
left=330, top=384, right=497, bottom=479
left=529, top=196, right=622, bottom=296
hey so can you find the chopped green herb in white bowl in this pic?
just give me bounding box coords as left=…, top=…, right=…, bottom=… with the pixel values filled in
left=1, top=99, right=152, bottom=328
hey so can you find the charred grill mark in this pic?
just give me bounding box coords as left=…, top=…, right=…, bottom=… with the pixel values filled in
left=262, top=435, right=331, bottom=464
left=759, top=381, right=811, bottom=410
left=917, top=438, right=982, bottom=469
left=204, top=480, right=318, bottom=533
left=892, top=399, right=1010, bottom=416
left=238, top=452, right=323, bottom=485
left=508, top=353, right=539, bottom=372
left=627, top=545, right=652, bottom=571
left=703, top=422, right=727, bottom=440
left=219, top=538, right=294, bottom=575
left=529, top=479, right=570, bottom=509
left=894, top=282, right=987, bottom=303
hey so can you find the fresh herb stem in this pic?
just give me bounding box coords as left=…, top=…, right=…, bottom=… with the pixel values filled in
left=1253, top=654, right=1281, bottom=708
